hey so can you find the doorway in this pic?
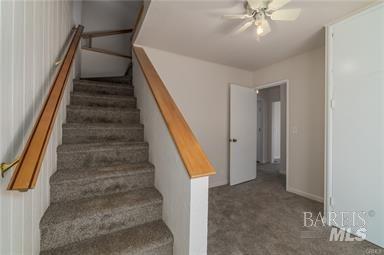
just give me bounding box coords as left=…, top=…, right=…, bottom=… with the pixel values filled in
left=256, top=81, right=288, bottom=187
left=229, top=81, right=288, bottom=186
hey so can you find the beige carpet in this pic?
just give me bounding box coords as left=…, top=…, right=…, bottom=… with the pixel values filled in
left=208, top=167, right=381, bottom=255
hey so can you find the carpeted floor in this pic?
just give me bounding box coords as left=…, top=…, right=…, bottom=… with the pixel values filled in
left=208, top=166, right=381, bottom=255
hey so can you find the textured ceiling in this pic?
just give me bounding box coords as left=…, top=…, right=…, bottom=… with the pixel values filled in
left=136, top=0, right=372, bottom=70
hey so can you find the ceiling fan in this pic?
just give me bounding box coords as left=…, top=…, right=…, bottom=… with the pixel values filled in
left=223, top=0, right=301, bottom=37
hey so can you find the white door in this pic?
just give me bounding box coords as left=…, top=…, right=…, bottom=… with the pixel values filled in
left=230, top=84, right=257, bottom=185
left=257, top=99, right=263, bottom=162
left=329, top=4, right=384, bottom=247
left=271, top=101, right=281, bottom=163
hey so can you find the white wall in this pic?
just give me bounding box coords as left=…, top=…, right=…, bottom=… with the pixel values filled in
left=138, top=46, right=253, bottom=187
left=73, top=0, right=83, bottom=78
left=81, top=0, right=142, bottom=77
left=133, top=55, right=209, bottom=255
left=253, top=47, right=325, bottom=202
left=0, top=1, right=75, bottom=254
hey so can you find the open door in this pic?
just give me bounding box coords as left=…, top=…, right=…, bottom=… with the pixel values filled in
left=229, top=84, right=257, bottom=185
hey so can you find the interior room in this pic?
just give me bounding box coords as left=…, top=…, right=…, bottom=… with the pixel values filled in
left=0, top=0, right=383, bottom=254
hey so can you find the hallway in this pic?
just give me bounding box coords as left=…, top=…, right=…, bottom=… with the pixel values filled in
left=208, top=169, right=379, bottom=255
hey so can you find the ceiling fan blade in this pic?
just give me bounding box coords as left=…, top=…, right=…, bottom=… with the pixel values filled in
left=247, top=0, right=263, bottom=10
left=223, top=14, right=252, bottom=20
left=268, top=0, right=291, bottom=11
left=237, top=20, right=254, bottom=33
left=271, top=9, right=301, bottom=21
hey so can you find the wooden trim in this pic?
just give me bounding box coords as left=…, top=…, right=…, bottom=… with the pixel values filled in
left=132, top=4, right=145, bottom=43
left=82, top=29, right=133, bottom=39
left=133, top=5, right=144, bottom=32
left=8, top=25, right=84, bottom=191
left=82, top=47, right=132, bottom=59
left=133, top=46, right=215, bottom=178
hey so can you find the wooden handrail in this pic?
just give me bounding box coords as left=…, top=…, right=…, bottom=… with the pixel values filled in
left=82, top=47, right=132, bottom=59
left=82, top=29, right=133, bottom=39
left=132, top=5, right=144, bottom=41
left=133, top=47, right=215, bottom=178
left=8, top=25, right=84, bottom=191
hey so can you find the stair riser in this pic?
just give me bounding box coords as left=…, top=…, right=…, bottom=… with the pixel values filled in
left=62, top=127, right=144, bottom=144
left=83, top=77, right=132, bottom=84
left=50, top=172, right=154, bottom=203
left=74, top=84, right=133, bottom=96
left=71, top=94, right=136, bottom=108
left=57, top=147, right=148, bottom=169
left=142, top=243, right=173, bottom=255
left=41, top=242, right=172, bottom=255
left=40, top=202, right=162, bottom=251
left=67, top=108, right=140, bottom=124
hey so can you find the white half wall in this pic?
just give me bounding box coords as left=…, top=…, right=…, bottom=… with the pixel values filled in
left=252, top=47, right=325, bottom=202
left=133, top=55, right=209, bottom=255
left=137, top=46, right=253, bottom=187
left=0, top=1, right=75, bottom=254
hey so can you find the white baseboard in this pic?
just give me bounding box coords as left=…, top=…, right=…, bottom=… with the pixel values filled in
left=287, top=186, right=324, bottom=203
left=209, top=177, right=228, bottom=188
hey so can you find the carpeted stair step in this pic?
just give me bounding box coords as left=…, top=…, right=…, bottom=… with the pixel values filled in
left=66, top=105, right=140, bottom=124
left=50, top=162, right=155, bottom=202
left=81, top=76, right=132, bottom=85
left=70, top=92, right=136, bottom=108
left=73, top=80, right=133, bottom=96
left=62, top=123, right=144, bottom=144
left=40, top=188, right=163, bottom=251
left=57, top=141, right=148, bottom=170
left=40, top=220, right=173, bottom=255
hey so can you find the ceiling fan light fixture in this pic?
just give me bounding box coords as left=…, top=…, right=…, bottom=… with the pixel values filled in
left=256, top=25, right=264, bottom=35
left=223, top=0, right=301, bottom=39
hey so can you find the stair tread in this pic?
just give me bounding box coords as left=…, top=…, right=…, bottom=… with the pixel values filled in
left=63, top=122, right=143, bottom=129
left=74, top=79, right=133, bottom=88
left=80, top=76, right=132, bottom=84
left=51, top=162, right=154, bottom=185
left=67, top=104, right=139, bottom=112
left=71, top=91, right=136, bottom=100
left=41, top=188, right=162, bottom=227
left=40, top=220, right=173, bottom=255
left=58, top=141, right=148, bottom=153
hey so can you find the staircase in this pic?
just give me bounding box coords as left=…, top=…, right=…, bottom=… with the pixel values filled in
left=40, top=77, right=173, bottom=254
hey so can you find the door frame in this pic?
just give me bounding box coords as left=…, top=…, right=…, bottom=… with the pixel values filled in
left=257, top=98, right=266, bottom=163
left=254, top=79, right=290, bottom=190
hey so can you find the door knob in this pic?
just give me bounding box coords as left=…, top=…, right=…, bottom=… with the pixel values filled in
left=229, top=138, right=238, bottom=142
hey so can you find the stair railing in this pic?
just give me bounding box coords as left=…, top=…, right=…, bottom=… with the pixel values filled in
left=133, top=47, right=216, bottom=178
left=81, top=28, right=133, bottom=59
left=1, top=25, right=84, bottom=191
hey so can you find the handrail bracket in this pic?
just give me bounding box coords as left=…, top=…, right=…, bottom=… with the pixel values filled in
left=1, top=159, right=19, bottom=178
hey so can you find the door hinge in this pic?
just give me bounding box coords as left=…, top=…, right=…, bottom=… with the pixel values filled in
left=330, top=99, right=335, bottom=110
left=329, top=196, right=334, bottom=207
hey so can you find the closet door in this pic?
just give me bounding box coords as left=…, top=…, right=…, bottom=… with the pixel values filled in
left=330, top=3, right=384, bottom=247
